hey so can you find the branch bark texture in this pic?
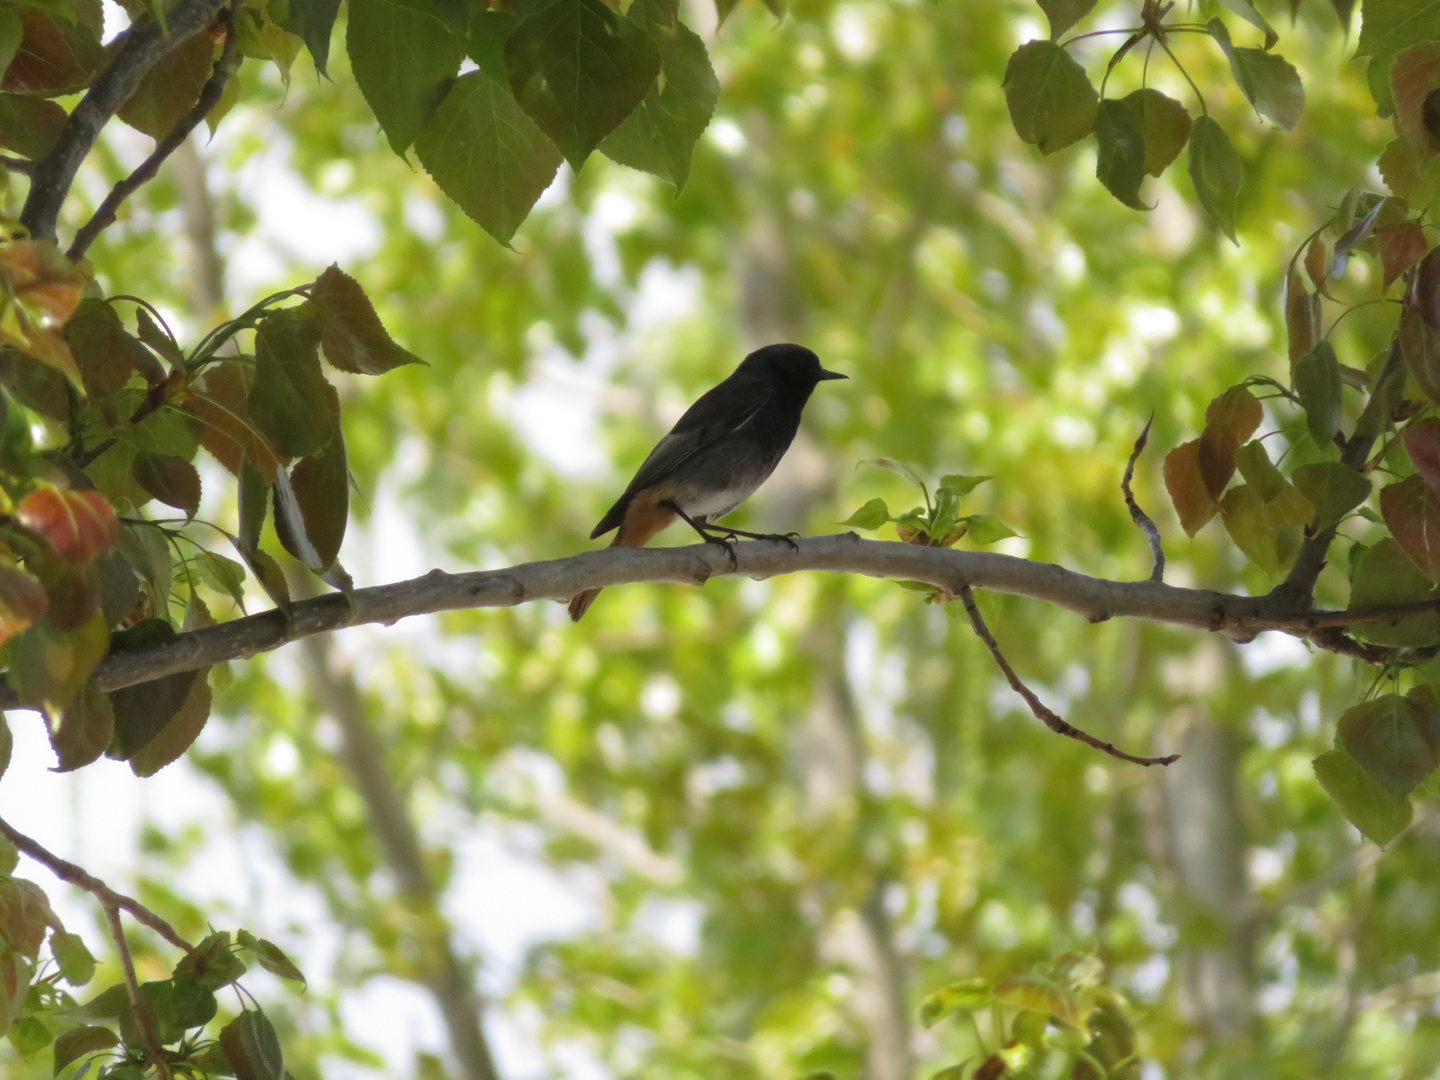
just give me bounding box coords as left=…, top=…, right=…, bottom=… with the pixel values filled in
left=20, top=0, right=229, bottom=241
left=0, top=535, right=1418, bottom=711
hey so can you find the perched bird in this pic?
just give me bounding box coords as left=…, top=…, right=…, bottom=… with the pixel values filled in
left=568, top=343, right=847, bottom=621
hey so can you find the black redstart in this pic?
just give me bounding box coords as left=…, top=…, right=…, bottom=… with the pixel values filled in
left=568, top=343, right=846, bottom=621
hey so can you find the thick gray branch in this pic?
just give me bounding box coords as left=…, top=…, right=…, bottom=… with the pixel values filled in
left=20, top=0, right=229, bottom=241
left=0, top=535, right=1416, bottom=710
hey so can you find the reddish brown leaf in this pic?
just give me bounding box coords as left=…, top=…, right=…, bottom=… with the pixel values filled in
left=62, top=299, right=158, bottom=396
left=1286, top=268, right=1321, bottom=365
left=1379, top=223, right=1428, bottom=287
left=310, top=265, right=425, bottom=375
left=1304, top=236, right=1328, bottom=292
left=1382, top=474, right=1440, bottom=580
left=0, top=566, right=46, bottom=647
left=1198, top=386, right=1263, bottom=498
left=273, top=423, right=348, bottom=571
left=42, top=565, right=101, bottom=631
left=1404, top=418, right=1440, bottom=495
left=17, top=488, right=119, bottom=563
left=1392, top=43, right=1440, bottom=153
left=118, top=32, right=214, bottom=139
left=133, top=452, right=201, bottom=518
left=1, top=10, right=106, bottom=96
left=181, top=363, right=284, bottom=483
left=1164, top=439, right=1220, bottom=536
left=0, top=240, right=82, bottom=328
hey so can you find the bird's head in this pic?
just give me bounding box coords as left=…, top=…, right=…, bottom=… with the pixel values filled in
left=740, top=343, right=847, bottom=391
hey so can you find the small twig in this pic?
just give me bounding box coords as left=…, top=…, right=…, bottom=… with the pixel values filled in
left=958, top=585, right=1179, bottom=767
left=0, top=814, right=194, bottom=952
left=68, top=3, right=240, bottom=262
left=0, top=155, right=34, bottom=175
left=1122, top=413, right=1165, bottom=582
left=105, top=904, right=168, bottom=1076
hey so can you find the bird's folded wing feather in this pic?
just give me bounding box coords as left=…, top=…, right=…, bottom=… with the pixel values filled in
left=620, top=380, right=771, bottom=498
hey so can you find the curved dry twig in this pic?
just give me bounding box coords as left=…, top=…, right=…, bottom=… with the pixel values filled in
left=957, top=585, right=1178, bottom=766
left=1123, top=414, right=1165, bottom=582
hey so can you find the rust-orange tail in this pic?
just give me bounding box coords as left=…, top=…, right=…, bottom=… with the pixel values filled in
left=568, top=495, right=677, bottom=622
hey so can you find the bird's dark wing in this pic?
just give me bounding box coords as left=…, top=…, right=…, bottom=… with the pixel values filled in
left=589, top=374, right=772, bottom=538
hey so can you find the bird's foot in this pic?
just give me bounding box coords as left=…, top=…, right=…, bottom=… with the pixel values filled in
left=701, top=531, right=739, bottom=567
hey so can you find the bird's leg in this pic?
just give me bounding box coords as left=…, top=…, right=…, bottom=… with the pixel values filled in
left=712, top=524, right=801, bottom=552
left=660, top=500, right=738, bottom=566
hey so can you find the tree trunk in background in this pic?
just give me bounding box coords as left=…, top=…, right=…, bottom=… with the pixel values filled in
left=173, top=138, right=502, bottom=1080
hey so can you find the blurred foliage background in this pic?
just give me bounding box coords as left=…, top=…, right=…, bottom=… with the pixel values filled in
left=4, top=0, right=1439, bottom=1078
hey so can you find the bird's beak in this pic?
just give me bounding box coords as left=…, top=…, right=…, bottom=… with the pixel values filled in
left=818, top=369, right=848, bottom=381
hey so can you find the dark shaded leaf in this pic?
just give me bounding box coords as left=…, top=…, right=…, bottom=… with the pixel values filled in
left=127, top=668, right=210, bottom=777
left=1094, top=98, right=1146, bottom=209
left=346, top=0, right=463, bottom=154
left=248, top=309, right=332, bottom=459
left=62, top=300, right=157, bottom=396
left=1002, top=39, right=1097, bottom=155
left=1292, top=462, right=1371, bottom=530
left=1338, top=694, right=1438, bottom=797
left=1314, top=745, right=1412, bottom=844
left=505, top=0, right=662, bottom=170
left=107, top=621, right=200, bottom=761
left=1, top=10, right=106, bottom=96
left=52, top=1024, right=118, bottom=1077
left=274, top=0, right=341, bottom=76
left=220, top=1010, right=284, bottom=1080
left=117, top=31, right=213, bottom=139
left=1208, top=18, right=1303, bottom=130
left=1381, top=473, right=1440, bottom=579
left=310, top=266, right=425, bottom=374
left=1294, top=341, right=1342, bottom=448
left=1400, top=305, right=1440, bottom=402
left=1403, top=416, right=1440, bottom=494
left=133, top=452, right=201, bottom=518
left=414, top=71, right=563, bottom=247
left=1121, top=88, right=1190, bottom=177
left=0, top=93, right=65, bottom=160
left=465, top=9, right=519, bottom=82
left=173, top=931, right=247, bottom=991
left=49, top=676, right=112, bottom=771
left=1188, top=116, right=1242, bottom=241
left=238, top=459, right=268, bottom=557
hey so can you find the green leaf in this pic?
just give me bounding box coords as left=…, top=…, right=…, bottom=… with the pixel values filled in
left=117, top=31, right=213, bottom=139
left=505, top=0, right=662, bottom=170
left=173, top=931, right=247, bottom=992
left=219, top=1010, right=284, bottom=1080
left=994, top=976, right=1090, bottom=1028
left=414, top=71, right=563, bottom=247
left=1188, top=116, right=1242, bottom=242
left=1037, top=0, right=1095, bottom=39
left=860, top=457, right=927, bottom=490
left=841, top=498, right=890, bottom=529
left=310, top=266, right=426, bottom=375
left=274, top=0, right=341, bottom=76
left=51, top=1024, right=118, bottom=1077
left=197, top=549, right=247, bottom=608
left=963, top=513, right=1018, bottom=545
left=1349, top=537, right=1440, bottom=646
left=236, top=929, right=307, bottom=986
left=600, top=0, right=717, bottom=190
left=1313, top=746, right=1412, bottom=845
left=938, top=474, right=993, bottom=497
left=1291, top=462, right=1371, bottom=530
left=1233, top=440, right=1285, bottom=501
left=919, top=977, right=992, bottom=1026
left=1094, top=98, right=1146, bottom=209
left=1294, top=342, right=1342, bottom=449
left=0, top=93, right=65, bottom=160
left=248, top=308, right=333, bottom=459
left=1002, top=39, right=1098, bottom=155
left=1357, top=0, right=1440, bottom=63
left=9, top=1015, right=50, bottom=1054
left=0, top=10, right=21, bottom=84
left=1218, top=482, right=1314, bottom=574
left=346, top=0, right=463, bottom=154
left=132, top=452, right=201, bottom=519
left=1121, top=88, right=1191, bottom=177
left=1207, top=18, right=1304, bottom=131
left=49, top=676, right=113, bottom=772
left=0, top=715, right=11, bottom=786
left=1337, top=694, right=1439, bottom=797
left=50, top=930, right=95, bottom=986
